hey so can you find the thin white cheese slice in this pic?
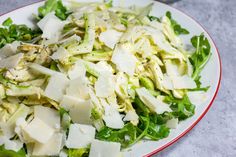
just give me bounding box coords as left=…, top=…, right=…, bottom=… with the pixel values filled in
left=66, top=124, right=95, bottom=149
left=111, top=44, right=137, bottom=76
left=60, top=95, right=93, bottom=124
left=4, top=139, right=23, bottom=152
left=44, top=73, right=69, bottom=102
left=164, top=60, right=180, bottom=77
left=187, top=91, right=208, bottom=105
left=136, top=87, right=172, bottom=114
left=95, top=72, right=115, bottom=98
left=68, top=60, right=86, bottom=80
left=172, top=75, right=196, bottom=89
left=101, top=99, right=124, bottom=129
left=162, top=74, right=174, bottom=90
left=166, top=118, right=178, bottom=129
left=51, top=47, right=70, bottom=61
left=69, top=99, right=93, bottom=124
left=99, top=29, right=122, bottom=49
left=123, top=111, right=139, bottom=122
left=34, top=106, right=60, bottom=130
left=0, top=41, right=20, bottom=59
left=89, top=139, right=121, bottom=157
left=32, top=133, right=63, bottom=156
left=1, top=104, right=30, bottom=138
left=0, top=53, right=23, bottom=69
left=66, top=76, right=90, bottom=100
left=37, top=12, right=65, bottom=41
left=23, top=117, right=54, bottom=144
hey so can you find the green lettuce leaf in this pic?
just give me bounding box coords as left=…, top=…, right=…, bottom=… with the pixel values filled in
left=38, top=0, right=70, bottom=20
left=166, top=11, right=189, bottom=35
left=190, top=34, right=211, bottom=82
left=164, top=95, right=195, bottom=120
left=0, top=146, right=26, bottom=157
left=0, top=18, right=41, bottom=48
left=68, top=148, right=89, bottom=157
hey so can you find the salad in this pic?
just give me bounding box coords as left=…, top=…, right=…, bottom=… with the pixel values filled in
left=0, top=0, right=211, bottom=157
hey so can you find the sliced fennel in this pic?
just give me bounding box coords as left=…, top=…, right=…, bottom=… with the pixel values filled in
left=0, top=0, right=212, bottom=156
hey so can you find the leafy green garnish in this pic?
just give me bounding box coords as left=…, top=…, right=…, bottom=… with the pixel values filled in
left=38, top=0, right=71, bottom=20
left=2, top=18, right=13, bottom=27
left=104, top=0, right=113, bottom=8
left=0, top=145, right=26, bottom=157
left=165, top=95, right=195, bottom=120
left=147, top=15, right=161, bottom=22
left=68, top=148, right=89, bottom=157
left=96, top=123, right=138, bottom=148
left=190, top=34, right=211, bottom=83
left=166, top=11, right=189, bottom=35
left=0, top=18, right=41, bottom=48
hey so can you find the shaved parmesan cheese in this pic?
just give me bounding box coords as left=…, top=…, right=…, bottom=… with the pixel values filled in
left=0, top=53, right=23, bottom=69
left=51, top=47, right=70, bottom=61
left=102, top=100, right=124, bottom=129
left=136, top=87, right=172, bottom=114
left=4, top=139, right=23, bottom=152
left=34, top=106, right=60, bottom=130
left=112, top=44, right=137, bottom=76
left=37, top=12, right=65, bottom=42
left=172, top=75, right=196, bottom=89
left=60, top=95, right=93, bottom=124
left=44, top=73, right=69, bottom=102
left=147, top=27, right=184, bottom=59
left=0, top=41, right=20, bottom=59
left=66, top=124, right=95, bottom=149
left=162, top=74, right=173, bottom=90
left=32, top=133, right=63, bottom=156
left=66, top=77, right=90, bottom=100
left=187, top=91, right=208, bottom=105
left=99, top=29, right=122, bottom=49
left=95, top=72, right=115, bottom=98
left=1, top=104, right=30, bottom=138
left=96, top=61, right=114, bottom=74
left=68, top=60, right=86, bottom=80
left=164, top=60, right=180, bottom=77
left=23, top=117, right=54, bottom=144
left=123, top=111, right=139, bottom=122
left=60, top=95, right=83, bottom=111
left=166, top=118, right=178, bottom=129
left=69, top=99, right=93, bottom=124
left=89, top=139, right=121, bottom=157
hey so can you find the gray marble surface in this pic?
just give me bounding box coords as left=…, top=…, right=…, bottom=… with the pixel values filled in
left=0, top=0, right=235, bottom=157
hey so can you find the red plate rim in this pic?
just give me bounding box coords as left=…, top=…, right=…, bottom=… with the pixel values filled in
left=0, top=1, right=222, bottom=157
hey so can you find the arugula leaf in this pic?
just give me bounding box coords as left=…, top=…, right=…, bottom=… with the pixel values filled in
left=96, top=123, right=138, bottom=148
left=146, top=123, right=170, bottom=140
left=165, top=95, right=195, bottom=120
left=147, top=15, right=161, bottom=22
left=2, top=18, right=13, bottom=27
left=68, top=148, right=89, bottom=157
left=133, top=97, right=150, bottom=116
left=104, top=0, right=113, bottom=8
left=149, top=112, right=173, bottom=125
left=38, top=0, right=70, bottom=20
left=0, top=145, right=26, bottom=157
left=190, top=34, right=211, bottom=83
left=0, top=18, right=41, bottom=48
left=166, top=11, right=189, bottom=35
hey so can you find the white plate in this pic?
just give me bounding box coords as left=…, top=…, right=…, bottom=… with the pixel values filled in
left=0, top=0, right=222, bottom=156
